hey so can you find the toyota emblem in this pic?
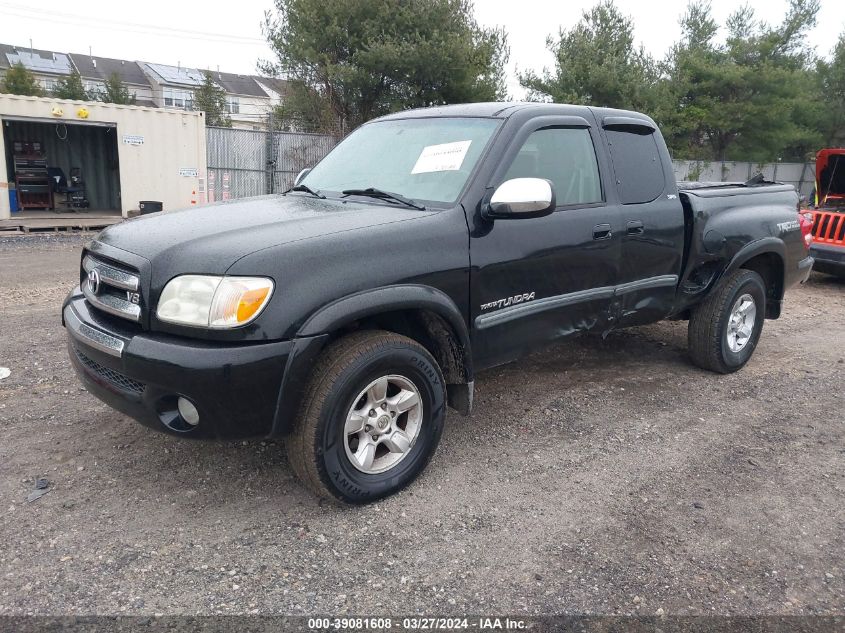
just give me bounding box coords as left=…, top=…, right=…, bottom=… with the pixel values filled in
left=87, top=268, right=101, bottom=295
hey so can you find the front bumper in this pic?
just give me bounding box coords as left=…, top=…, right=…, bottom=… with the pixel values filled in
left=63, top=288, right=300, bottom=439
left=809, top=243, right=845, bottom=276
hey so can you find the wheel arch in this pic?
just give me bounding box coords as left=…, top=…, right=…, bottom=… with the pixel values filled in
left=724, top=238, right=786, bottom=319
left=272, top=285, right=474, bottom=435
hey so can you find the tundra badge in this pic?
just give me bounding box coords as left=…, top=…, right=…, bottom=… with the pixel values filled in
left=481, top=292, right=536, bottom=311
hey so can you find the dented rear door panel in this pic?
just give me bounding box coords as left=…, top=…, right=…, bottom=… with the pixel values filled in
left=466, top=111, right=622, bottom=369
left=599, top=118, right=685, bottom=328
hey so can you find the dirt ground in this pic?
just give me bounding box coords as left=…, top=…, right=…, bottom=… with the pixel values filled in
left=0, top=233, right=843, bottom=617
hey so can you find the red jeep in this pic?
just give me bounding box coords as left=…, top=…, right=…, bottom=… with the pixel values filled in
left=809, top=148, right=845, bottom=277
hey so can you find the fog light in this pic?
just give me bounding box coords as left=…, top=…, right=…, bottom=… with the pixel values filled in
left=177, top=397, right=200, bottom=426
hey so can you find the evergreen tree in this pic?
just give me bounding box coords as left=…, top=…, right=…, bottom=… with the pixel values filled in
left=261, top=0, right=508, bottom=129
left=658, top=0, right=823, bottom=161
left=193, top=71, right=232, bottom=127
left=52, top=70, right=90, bottom=100
left=817, top=33, right=845, bottom=146
left=519, top=0, right=657, bottom=111
left=0, top=62, right=43, bottom=96
left=100, top=72, right=136, bottom=105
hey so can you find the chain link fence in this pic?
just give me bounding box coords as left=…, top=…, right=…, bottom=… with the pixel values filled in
left=206, top=125, right=340, bottom=203
left=207, top=127, right=268, bottom=202
left=271, top=131, right=340, bottom=192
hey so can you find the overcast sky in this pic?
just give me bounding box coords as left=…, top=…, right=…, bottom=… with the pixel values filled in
left=1, top=0, right=842, bottom=98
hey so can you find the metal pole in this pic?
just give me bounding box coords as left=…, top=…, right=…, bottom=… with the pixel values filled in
left=797, top=162, right=807, bottom=197
left=267, top=109, right=274, bottom=195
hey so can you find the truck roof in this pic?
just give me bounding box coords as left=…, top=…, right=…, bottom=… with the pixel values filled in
left=374, top=101, right=656, bottom=125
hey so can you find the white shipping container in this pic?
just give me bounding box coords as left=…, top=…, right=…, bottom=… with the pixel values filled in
left=0, top=94, right=206, bottom=219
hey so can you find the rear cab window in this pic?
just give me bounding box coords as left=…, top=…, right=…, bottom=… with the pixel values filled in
left=604, top=125, right=666, bottom=204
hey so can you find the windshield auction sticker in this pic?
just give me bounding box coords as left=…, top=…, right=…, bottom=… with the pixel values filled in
left=411, top=140, right=472, bottom=174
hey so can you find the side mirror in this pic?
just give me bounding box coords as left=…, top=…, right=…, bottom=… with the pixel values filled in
left=484, top=178, right=555, bottom=220
left=294, top=168, right=311, bottom=186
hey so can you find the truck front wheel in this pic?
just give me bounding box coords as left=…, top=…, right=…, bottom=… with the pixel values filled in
left=688, top=269, right=766, bottom=374
left=286, top=331, right=446, bottom=503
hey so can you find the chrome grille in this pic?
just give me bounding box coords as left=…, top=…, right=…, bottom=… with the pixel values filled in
left=82, top=255, right=142, bottom=323
left=74, top=348, right=145, bottom=395
left=83, top=255, right=139, bottom=290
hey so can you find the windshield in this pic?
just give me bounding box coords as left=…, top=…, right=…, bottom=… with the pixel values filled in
left=301, top=117, right=500, bottom=205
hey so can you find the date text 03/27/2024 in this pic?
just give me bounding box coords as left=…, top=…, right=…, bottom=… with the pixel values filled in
left=306, top=616, right=527, bottom=630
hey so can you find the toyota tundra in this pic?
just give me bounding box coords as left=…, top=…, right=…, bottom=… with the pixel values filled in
left=63, top=103, right=814, bottom=502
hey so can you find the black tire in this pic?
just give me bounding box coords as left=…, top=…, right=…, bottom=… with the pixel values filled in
left=286, top=330, right=446, bottom=503
left=688, top=269, right=766, bottom=374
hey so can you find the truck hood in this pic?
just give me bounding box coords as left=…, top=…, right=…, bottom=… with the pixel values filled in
left=96, top=194, right=436, bottom=275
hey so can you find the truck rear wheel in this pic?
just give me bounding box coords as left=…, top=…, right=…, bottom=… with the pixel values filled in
left=688, top=269, right=766, bottom=374
left=286, top=331, right=446, bottom=503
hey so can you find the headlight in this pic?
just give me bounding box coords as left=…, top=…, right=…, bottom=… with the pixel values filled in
left=156, top=275, right=274, bottom=328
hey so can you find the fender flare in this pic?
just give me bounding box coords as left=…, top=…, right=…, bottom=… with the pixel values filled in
left=270, top=285, right=474, bottom=436
left=297, top=284, right=472, bottom=373
left=724, top=237, right=786, bottom=276
left=722, top=237, right=786, bottom=318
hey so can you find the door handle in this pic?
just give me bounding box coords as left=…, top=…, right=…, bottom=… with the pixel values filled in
left=593, top=224, right=612, bottom=240
left=626, top=220, right=644, bottom=235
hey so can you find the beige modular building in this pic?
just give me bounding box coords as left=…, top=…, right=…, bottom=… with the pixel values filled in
left=0, top=94, right=206, bottom=220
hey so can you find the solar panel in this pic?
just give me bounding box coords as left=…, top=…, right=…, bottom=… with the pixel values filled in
left=146, top=63, right=206, bottom=86
left=5, top=50, right=73, bottom=75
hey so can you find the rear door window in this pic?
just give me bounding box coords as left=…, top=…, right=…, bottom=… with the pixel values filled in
left=605, top=129, right=665, bottom=204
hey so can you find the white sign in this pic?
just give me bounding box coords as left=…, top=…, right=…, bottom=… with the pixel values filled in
left=123, top=134, right=144, bottom=146
left=411, top=140, right=472, bottom=174
left=179, top=167, right=198, bottom=177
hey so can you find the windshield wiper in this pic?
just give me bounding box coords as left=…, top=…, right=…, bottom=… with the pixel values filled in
left=285, top=184, right=325, bottom=199
left=341, top=187, right=425, bottom=210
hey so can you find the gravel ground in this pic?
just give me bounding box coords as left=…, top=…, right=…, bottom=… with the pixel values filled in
left=0, top=234, right=843, bottom=616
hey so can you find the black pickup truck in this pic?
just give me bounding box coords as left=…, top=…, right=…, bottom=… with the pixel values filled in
left=63, top=103, right=813, bottom=502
